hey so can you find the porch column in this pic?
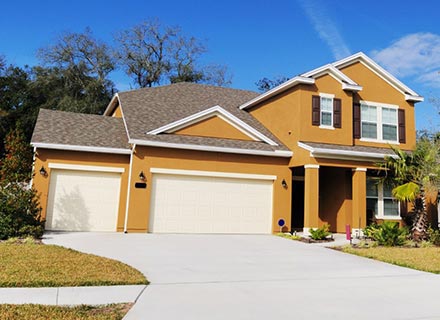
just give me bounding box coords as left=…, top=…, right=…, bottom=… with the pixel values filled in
left=352, top=168, right=367, bottom=237
left=304, top=164, right=319, bottom=234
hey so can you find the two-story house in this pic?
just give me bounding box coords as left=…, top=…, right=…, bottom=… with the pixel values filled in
left=31, top=52, right=423, bottom=235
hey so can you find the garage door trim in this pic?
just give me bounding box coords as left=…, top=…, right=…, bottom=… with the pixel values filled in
left=49, top=162, right=125, bottom=173
left=150, top=168, right=276, bottom=181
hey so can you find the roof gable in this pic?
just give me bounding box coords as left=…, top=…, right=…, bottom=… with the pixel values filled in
left=173, top=115, right=255, bottom=141
left=301, top=64, right=363, bottom=92
left=148, top=105, right=278, bottom=145
left=332, top=52, right=423, bottom=102
left=239, top=52, right=423, bottom=110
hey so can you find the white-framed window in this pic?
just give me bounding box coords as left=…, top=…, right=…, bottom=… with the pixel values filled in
left=366, top=177, right=400, bottom=219
left=320, top=93, right=334, bottom=128
left=360, top=101, right=398, bottom=143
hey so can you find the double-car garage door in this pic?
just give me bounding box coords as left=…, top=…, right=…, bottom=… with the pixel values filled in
left=149, top=170, right=274, bottom=234
left=46, top=165, right=274, bottom=234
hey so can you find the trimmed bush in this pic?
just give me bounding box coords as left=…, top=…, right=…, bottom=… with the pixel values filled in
left=309, top=224, right=331, bottom=240
left=363, top=221, right=408, bottom=246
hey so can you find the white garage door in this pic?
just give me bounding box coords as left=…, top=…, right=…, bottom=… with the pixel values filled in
left=46, top=168, right=122, bottom=232
left=149, top=172, right=274, bottom=234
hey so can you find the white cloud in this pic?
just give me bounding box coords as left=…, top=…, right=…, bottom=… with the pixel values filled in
left=372, top=33, right=440, bottom=87
left=298, top=0, right=351, bottom=60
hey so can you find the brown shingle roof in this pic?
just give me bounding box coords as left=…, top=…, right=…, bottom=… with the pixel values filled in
left=117, top=82, right=289, bottom=152
left=31, top=109, right=130, bottom=150
left=301, top=141, right=398, bottom=155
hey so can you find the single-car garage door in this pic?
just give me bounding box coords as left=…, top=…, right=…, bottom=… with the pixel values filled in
left=46, top=165, right=123, bottom=232
left=149, top=170, right=274, bottom=234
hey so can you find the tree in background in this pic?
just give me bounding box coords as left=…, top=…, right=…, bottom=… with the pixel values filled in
left=115, top=20, right=231, bottom=88
left=255, top=76, right=289, bottom=92
left=0, top=127, right=33, bottom=183
left=37, top=28, right=116, bottom=114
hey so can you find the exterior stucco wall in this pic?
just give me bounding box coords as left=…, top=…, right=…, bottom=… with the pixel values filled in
left=125, top=146, right=292, bottom=233
left=32, top=149, right=130, bottom=231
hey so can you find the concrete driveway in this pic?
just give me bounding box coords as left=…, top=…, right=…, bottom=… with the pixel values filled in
left=44, top=233, right=440, bottom=320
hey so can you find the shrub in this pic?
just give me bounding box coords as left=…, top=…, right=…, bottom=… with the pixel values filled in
left=427, top=227, right=440, bottom=246
left=0, top=183, right=44, bottom=240
left=363, top=221, right=408, bottom=246
left=309, top=224, right=331, bottom=240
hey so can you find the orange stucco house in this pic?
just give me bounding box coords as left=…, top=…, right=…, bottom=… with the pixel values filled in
left=31, top=52, right=423, bottom=235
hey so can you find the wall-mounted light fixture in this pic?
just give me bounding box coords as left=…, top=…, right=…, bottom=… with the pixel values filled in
left=281, top=179, right=288, bottom=189
left=139, top=171, right=146, bottom=181
left=39, top=166, right=47, bottom=176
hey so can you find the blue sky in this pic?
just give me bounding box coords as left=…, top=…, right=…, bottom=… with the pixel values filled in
left=1, top=0, right=439, bottom=131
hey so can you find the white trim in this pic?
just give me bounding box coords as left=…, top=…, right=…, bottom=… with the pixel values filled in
left=129, top=139, right=293, bottom=158
left=103, top=94, right=120, bottom=116
left=147, top=105, right=278, bottom=146
left=123, top=144, right=135, bottom=233
left=360, top=100, right=398, bottom=109
left=31, top=142, right=131, bottom=155
left=304, top=164, right=320, bottom=169
left=302, top=64, right=359, bottom=85
left=298, top=142, right=398, bottom=162
left=297, top=142, right=314, bottom=152
left=354, top=168, right=367, bottom=172
left=150, top=168, right=277, bottom=181
left=375, top=215, right=402, bottom=220
left=342, top=83, right=363, bottom=91
left=239, top=76, right=315, bottom=110
left=319, top=93, right=335, bottom=98
left=332, top=52, right=423, bottom=101
left=405, top=94, right=424, bottom=102
left=48, top=163, right=125, bottom=173
left=319, top=125, right=335, bottom=130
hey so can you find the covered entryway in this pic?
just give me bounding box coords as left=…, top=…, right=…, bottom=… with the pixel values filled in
left=149, top=169, right=274, bottom=234
left=46, top=164, right=123, bottom=231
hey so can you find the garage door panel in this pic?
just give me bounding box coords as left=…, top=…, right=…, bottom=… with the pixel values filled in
left=150, top=173, right=273, bottom=234
left=46, top=170, right=121, bottom=232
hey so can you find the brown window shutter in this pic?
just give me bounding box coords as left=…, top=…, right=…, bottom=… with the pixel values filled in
left=398, top=109, right=406, bottom=143
left=353, top=102, right=361, bottom=139
left=333, top=98, right=342, bottom=128
left=312, top=95, right=320, bottom=126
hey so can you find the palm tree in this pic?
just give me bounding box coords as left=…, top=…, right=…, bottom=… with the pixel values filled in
left=382, top=138, right=440, bottom=241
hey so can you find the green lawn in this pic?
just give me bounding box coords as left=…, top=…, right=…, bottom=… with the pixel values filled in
left=0, top=242, right=148, bottom=287
left=342, top=246, right=440, bottom=273
left=0, top=303, right=131, bottom=320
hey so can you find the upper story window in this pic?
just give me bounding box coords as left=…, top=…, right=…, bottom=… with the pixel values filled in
left=312, top=94, right=341, bottom=129
left=320, top=95, right=333, bottom=127
left=354, top=100, right=405, bottom=144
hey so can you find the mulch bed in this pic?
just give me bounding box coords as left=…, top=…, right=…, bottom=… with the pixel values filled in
left=298, top=237, right=335, bottom=244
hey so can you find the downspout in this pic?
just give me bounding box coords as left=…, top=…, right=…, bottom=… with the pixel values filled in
left=123, top=143, right=135, bottom=233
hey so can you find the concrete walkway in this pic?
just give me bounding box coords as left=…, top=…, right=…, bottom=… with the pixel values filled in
left=0, top=285, right=146, bottom=305
left=41, top=232, right=440, bottom=320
